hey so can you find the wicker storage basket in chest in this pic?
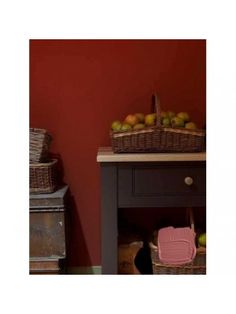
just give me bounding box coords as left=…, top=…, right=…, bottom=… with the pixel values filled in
left=30, top=159, right=58, bottom=194
left=30, top=128, right=59, bottom=194
left=111, top=94, right=206, bottom=153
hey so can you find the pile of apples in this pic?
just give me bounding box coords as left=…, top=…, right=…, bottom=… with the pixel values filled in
left=111, top=111, right=197, bottom=132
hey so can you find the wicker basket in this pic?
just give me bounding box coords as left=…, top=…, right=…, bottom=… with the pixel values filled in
left=151, top=245, right=206, bottom=275
left=111, top=94, right=206, bottom=153
left=150, top=208, right=206, bottom=275
left=30, top=128, right=52, bottom=163
left=30, top=159, right=58, bottom=194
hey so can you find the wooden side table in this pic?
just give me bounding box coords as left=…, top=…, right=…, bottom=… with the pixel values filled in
left=29, top=185, right=69, bottom=274
left=97, top=147, right=206, bottom=274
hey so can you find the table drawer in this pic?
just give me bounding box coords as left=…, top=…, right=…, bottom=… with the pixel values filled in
left=118, top=162, right=206, bottom=207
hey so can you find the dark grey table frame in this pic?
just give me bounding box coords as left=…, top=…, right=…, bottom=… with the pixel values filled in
left=100, top=160, right=206, bottom=274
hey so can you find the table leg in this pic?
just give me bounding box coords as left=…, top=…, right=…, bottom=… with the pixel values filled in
left=101, top=163, right=118, bottom=274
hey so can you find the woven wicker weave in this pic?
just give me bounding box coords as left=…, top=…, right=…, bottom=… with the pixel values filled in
left=151, top=245, right=206, bottom=275
left=30, top=128, right=52, bottom=163
left=111, top=94, right=206, bottom=153
left=30, top=159, right=58, bottom=194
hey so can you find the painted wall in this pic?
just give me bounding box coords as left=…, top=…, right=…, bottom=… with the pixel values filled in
left=30, top=39, right=206, bottom=267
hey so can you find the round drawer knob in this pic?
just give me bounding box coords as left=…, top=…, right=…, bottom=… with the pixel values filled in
left=184, top=176, right=193, bottom=186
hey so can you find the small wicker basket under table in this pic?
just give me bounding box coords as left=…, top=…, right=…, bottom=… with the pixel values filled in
left=150, top=244, right=206, bottom=275
left=150, top=207, right=206, bottom=275
left=30, top=159, right=58, bottom=194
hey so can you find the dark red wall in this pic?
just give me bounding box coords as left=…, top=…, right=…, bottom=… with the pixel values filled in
left=30, top=40, right=206, bottom=267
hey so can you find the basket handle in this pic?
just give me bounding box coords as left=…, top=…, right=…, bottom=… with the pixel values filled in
left=152, top=93, right=162, bottom=128
left=186, top=207, right=195, bottom=233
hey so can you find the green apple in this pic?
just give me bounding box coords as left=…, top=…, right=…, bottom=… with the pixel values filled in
left=120, top=123, right=132, bottom=132
left=167, top=111, right=175, bottom=119
left=133, top=123, right=145, bottom=130
left=177, top=112, right=190, bottom=122
left=171, top=116, right=185, bottom=127
left=185, top=122, right=197, bottom=130
left=198, top=233, right=206, bottom=247
left=145, top=113, right=156, bottom=126
left=161, top=111, right=168, bottom=119
left=134, top=113, right=145, bottom=123
left=111, top=120, right=122, bottom=131
left=162, top=117, right=171, bottom=127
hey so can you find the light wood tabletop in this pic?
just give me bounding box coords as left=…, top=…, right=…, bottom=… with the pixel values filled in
left=97, top=147, right=206, bottom=162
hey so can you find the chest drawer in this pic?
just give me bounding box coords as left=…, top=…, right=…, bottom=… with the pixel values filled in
left=118, top=162, right=206, bottom=207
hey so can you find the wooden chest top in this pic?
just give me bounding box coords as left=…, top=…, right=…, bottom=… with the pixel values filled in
left=30, top=185, right=69, bottom=209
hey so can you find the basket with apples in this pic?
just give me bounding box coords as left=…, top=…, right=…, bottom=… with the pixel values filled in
left=110, top=93, right=206, bottom=153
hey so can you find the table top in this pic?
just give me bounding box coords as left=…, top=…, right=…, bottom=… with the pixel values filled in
left=97, top=147, right=206, bottom=163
